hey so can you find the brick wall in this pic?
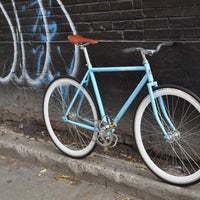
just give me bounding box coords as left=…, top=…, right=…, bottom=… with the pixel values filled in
left=64, top=0, right=200, bottom=42
left=0, top=0, right=199, bottom=143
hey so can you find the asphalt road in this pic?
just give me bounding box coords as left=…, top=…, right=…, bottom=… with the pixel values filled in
left=0, top=155, right=140, bottom=200
left=0, top=126, right=199, bottom=200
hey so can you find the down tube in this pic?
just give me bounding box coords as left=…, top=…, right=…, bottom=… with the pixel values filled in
left=114, top=74, right=148, bottom=124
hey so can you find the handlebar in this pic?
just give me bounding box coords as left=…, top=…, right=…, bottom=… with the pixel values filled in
left=122, top=41, right=174, bottom=56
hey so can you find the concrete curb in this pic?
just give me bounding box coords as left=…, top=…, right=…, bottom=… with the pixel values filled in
left=0, top=129, right=199, bottom=200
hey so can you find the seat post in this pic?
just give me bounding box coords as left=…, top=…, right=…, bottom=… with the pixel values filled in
left=80, top=45, right=92, bottom=67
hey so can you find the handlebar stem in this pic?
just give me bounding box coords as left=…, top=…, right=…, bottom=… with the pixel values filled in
left=141, top=51, right=149, bottom=64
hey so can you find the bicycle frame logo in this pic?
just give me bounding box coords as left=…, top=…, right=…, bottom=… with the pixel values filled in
left=0, top=0, right=79, bottom=86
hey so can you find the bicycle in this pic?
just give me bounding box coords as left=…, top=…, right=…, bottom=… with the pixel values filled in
left=43, top=34, right=200, bottom=186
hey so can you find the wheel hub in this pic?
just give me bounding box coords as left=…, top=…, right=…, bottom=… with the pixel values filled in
left=167, top=131, right=181, bottom=143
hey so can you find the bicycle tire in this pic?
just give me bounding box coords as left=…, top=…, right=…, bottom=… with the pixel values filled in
left=134, top=86, right=200, bottom=185
left=43, top=77, right=98, bottom=158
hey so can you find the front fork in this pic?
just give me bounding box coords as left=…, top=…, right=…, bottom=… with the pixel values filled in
left=147, top=81, right=178, bottom=140
left=144, top=60, right=177, bottom=140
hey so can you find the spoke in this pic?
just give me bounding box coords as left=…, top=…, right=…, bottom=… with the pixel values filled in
left=181, top=123, right=200, bottom=138
left=73, top=126, right=87, bottom=148
left=180, top=138, right=200, bottom=164
left=164, top=95, right=173, bottom=122
left=142, top=115, right=161, bottom=133
left=178, top=115, right=200, bottom=134
left=169, top=143, right=191, bottom=175
left=55, top=86, right=69, bottom=113
left=68, top=126, right=81, bottom=148
left=178, top=101, right=192, bottom=129
left=144, top=140, right=167, bottom=150
left=175, top=140, right=200, bottom=173
left=172, top=96, right=180, bottom=121
left=74, top=126, right=95, bottom=143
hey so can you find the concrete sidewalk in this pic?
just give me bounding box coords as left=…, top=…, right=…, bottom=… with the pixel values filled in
left=0, top=127, right=199, bottom=200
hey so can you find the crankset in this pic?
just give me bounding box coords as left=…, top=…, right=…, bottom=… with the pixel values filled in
left=97, top=115, right=118, bottom=148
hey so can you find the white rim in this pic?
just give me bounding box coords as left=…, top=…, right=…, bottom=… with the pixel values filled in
left=43, top=78, right=97, bottom=157
left=135, top=88, right=200, bottom=184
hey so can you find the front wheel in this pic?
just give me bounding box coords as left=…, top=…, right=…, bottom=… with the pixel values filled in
left=134, top=86, right=200, bottom=185
left=43, top=77, right=98, bottom=158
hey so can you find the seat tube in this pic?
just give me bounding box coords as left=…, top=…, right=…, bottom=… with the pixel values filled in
left=90, top=70, right=106, bottom=118
left=82, top=46, right=106, bottom=119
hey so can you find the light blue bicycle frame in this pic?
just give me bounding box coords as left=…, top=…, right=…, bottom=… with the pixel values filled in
left=63, top=46, right=176, bottom=139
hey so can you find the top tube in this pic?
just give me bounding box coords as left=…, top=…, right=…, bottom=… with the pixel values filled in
left=90, top=66, right=145, bottom=72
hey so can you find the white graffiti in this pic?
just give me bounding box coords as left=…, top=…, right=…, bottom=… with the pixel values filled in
left=0, top=2, right=17, bottom=83
left=0, top=0, right=79, bottom=86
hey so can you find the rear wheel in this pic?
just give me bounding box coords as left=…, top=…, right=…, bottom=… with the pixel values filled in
left=134, top=86, right=200, bottom=185
left=43, top=77, right=98, bottom=158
